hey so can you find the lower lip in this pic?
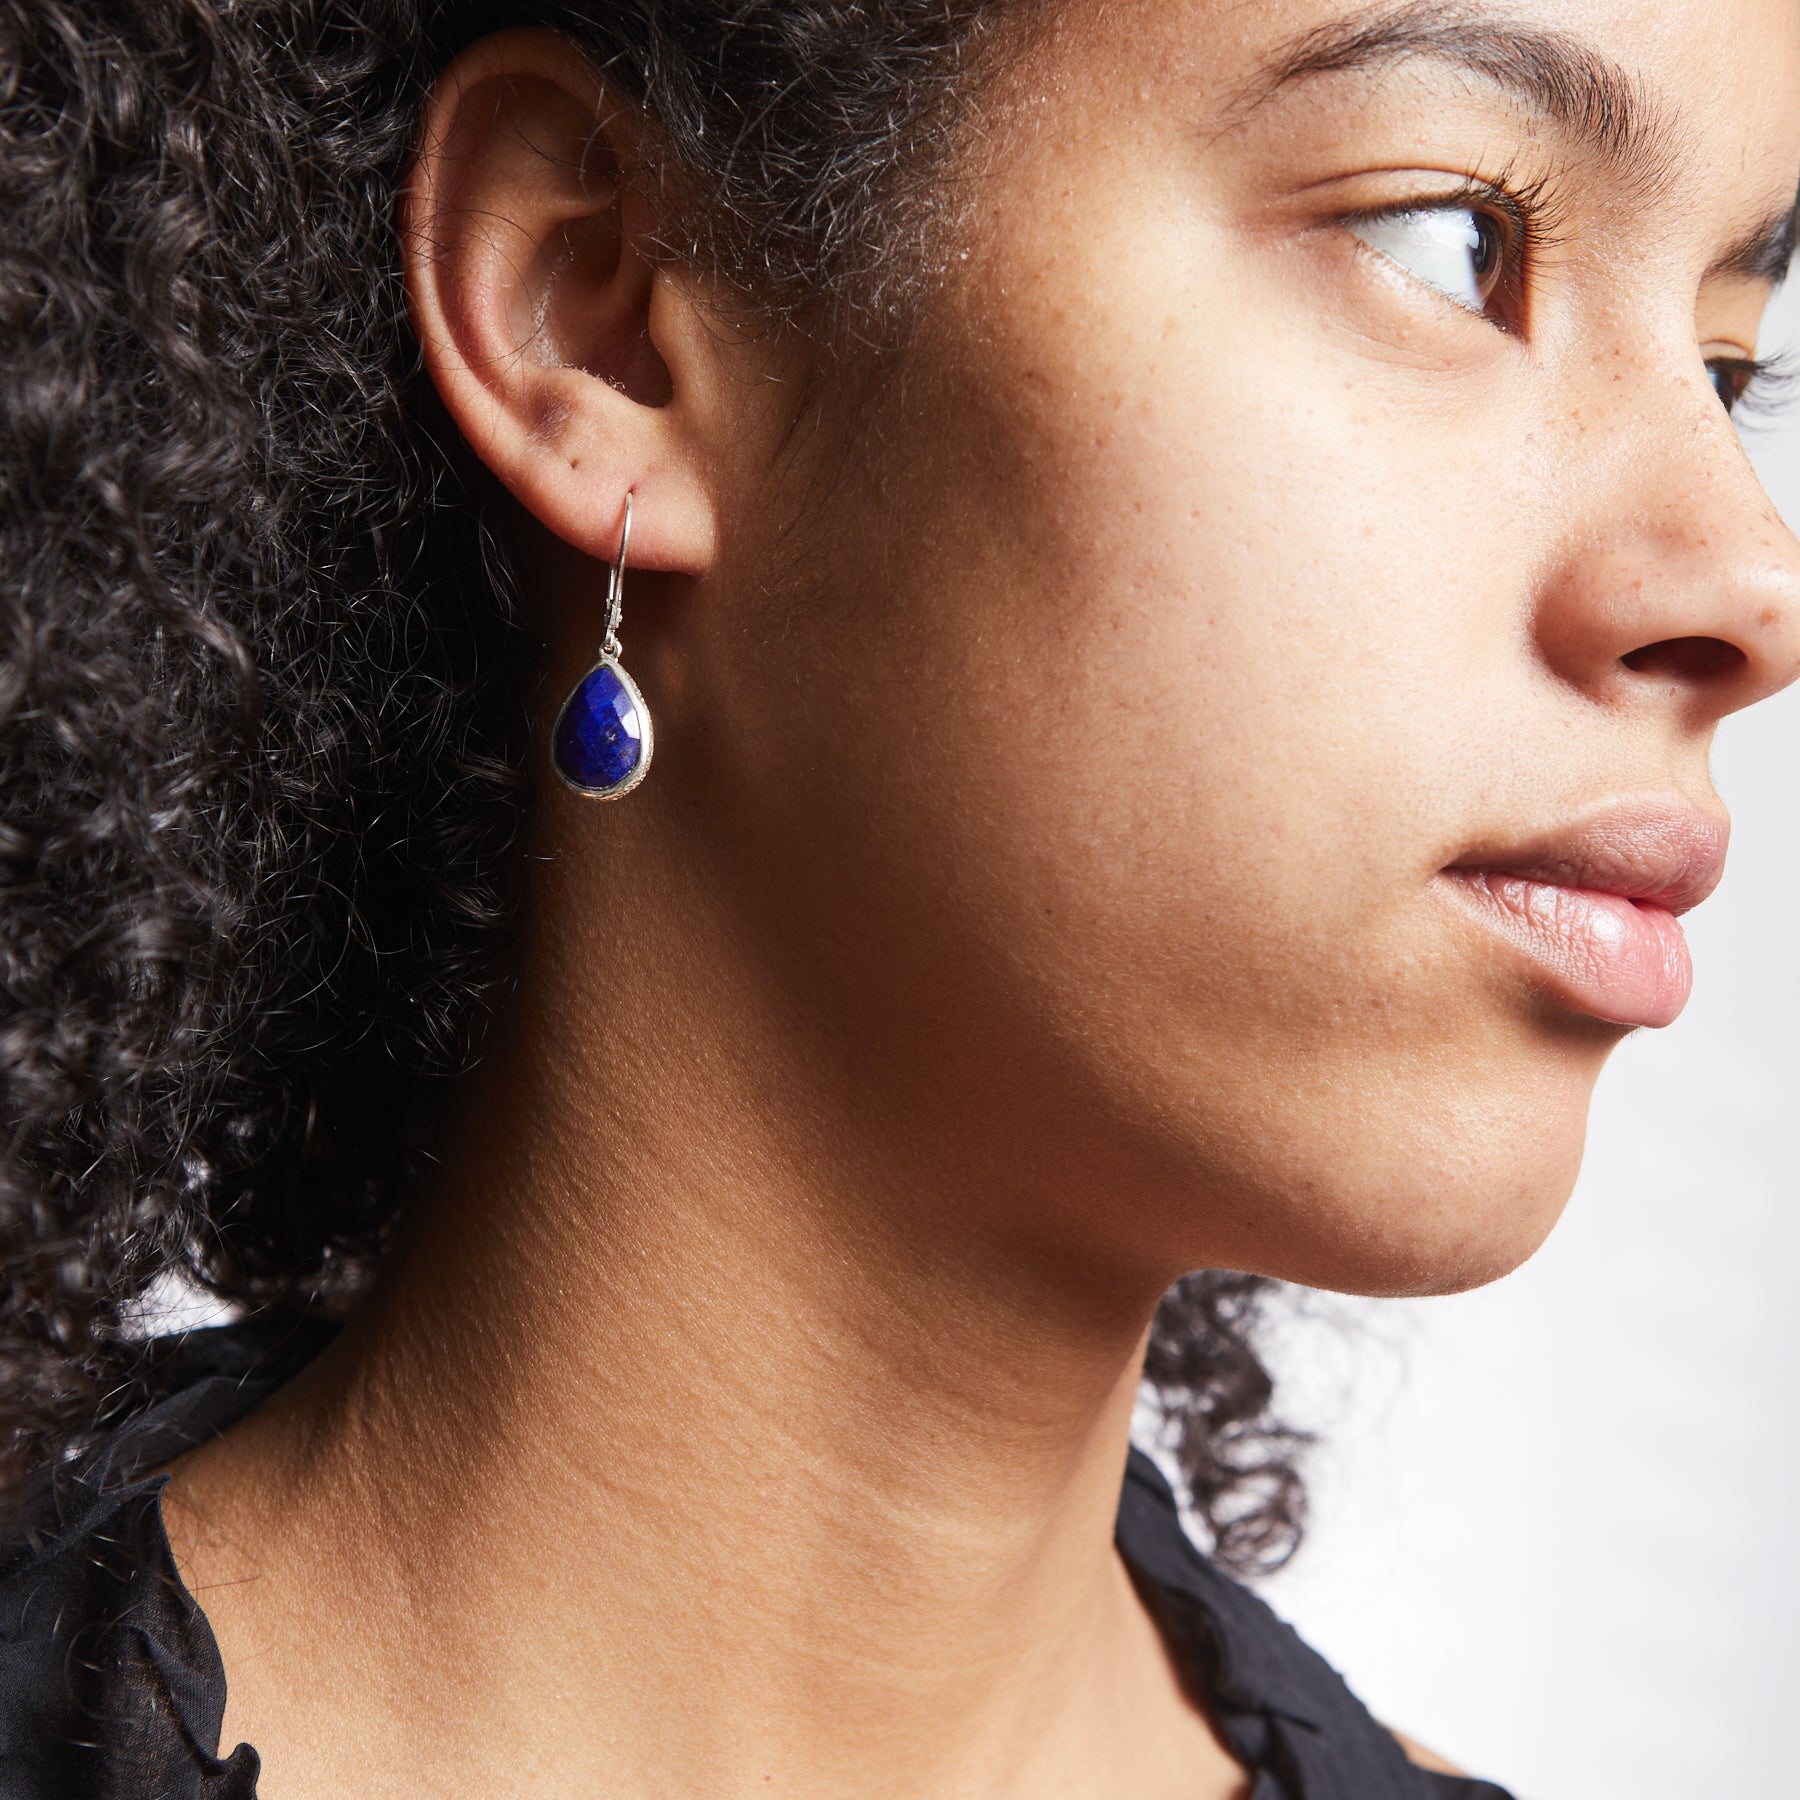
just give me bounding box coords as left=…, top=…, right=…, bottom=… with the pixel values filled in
left=1441, top=870, right=1694, bottom=1029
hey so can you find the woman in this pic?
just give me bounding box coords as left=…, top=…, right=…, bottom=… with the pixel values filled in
left=2, top=0, right=1796, bottom=1793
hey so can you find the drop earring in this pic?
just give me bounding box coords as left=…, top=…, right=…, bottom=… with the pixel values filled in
left=551, top=492, right=654, bottom=799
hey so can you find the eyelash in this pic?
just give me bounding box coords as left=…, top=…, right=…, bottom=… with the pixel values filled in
left=1347, top=172, right=1548, bottom=330
left=1349, top=176, right=1786, bottom=417
left=1710, top=353, right=1793, bottom=418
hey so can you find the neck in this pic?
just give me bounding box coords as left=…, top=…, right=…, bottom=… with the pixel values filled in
left=168, top=827, right=1230, bottom=1798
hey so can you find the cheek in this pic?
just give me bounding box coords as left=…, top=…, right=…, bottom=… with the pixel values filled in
left=700, top=166, right=1595, bottom=1295
left=933, top=383, right=1582, bottom=1286
left=901, top=252, right=1511, bottom=1028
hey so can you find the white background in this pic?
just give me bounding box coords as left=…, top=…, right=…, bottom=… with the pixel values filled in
left=1241, top=284, right=1800, bottom=1796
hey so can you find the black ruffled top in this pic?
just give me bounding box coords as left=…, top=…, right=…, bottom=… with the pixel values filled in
left=0, top=1325, right=1516, bottom=1800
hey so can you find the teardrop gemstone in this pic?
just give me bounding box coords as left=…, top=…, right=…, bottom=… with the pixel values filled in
left=552, top=659, right=649, bottom=795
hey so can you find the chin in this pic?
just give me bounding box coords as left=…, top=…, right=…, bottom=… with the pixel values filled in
left=1312, top=1123, right=1589, bottom=1300
left=1165, top=1042, right=1603, bottom=1301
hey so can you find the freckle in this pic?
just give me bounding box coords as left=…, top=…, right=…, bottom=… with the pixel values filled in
left=1762, top=606, right=1781, bottom=627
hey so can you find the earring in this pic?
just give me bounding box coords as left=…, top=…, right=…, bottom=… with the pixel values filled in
left=551, top=492, right=654, bottom=799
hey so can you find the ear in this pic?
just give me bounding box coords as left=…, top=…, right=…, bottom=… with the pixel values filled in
left=404, top=28, right=717, bottom=573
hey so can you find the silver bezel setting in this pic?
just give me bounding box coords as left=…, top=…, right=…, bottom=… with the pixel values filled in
left=550, top=654, right=655, bottom=800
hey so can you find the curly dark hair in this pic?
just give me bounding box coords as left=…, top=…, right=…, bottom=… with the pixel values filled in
left=0, top=0, right=1305, bottom=1569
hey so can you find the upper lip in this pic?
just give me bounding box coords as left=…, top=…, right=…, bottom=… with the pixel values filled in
left=1445, top=801, right=1730, bottom=916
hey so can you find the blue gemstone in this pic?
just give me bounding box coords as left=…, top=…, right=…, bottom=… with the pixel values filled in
left=553, top=661, right=645, bottom=792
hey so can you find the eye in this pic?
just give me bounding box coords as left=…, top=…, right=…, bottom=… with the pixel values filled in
left=1348, top=204, right=1508, bottom=317
left=1706, top=357, right=1755, bottom=415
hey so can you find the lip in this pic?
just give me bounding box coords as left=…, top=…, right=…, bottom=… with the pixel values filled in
left=1438, top=803, right=1729, bottom=1029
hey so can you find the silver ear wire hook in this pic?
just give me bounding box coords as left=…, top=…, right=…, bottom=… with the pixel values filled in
left=601, top=491, right=633, bottom=662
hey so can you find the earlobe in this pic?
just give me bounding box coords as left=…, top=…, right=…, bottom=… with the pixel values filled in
left=404, top=28, right=716, bottom=573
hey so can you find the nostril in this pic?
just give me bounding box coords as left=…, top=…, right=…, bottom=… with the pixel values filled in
left=1619, top=636, right=1747, bottom=681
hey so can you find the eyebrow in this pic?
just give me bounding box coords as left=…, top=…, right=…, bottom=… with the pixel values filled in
left=1243, top=1, right=1797, bottom=284
left=1709, top=200, right=1798, bottom=284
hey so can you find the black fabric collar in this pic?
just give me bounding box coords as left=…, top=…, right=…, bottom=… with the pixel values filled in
left=1117, top=1448, right=1514, bottom=1800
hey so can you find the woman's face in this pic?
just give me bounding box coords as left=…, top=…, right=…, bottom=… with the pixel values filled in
left=584, top=0, right=1800, bottom=1297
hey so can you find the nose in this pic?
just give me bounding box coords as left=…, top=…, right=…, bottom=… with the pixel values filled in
left=1531, top=388, right=1800, bottom=725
